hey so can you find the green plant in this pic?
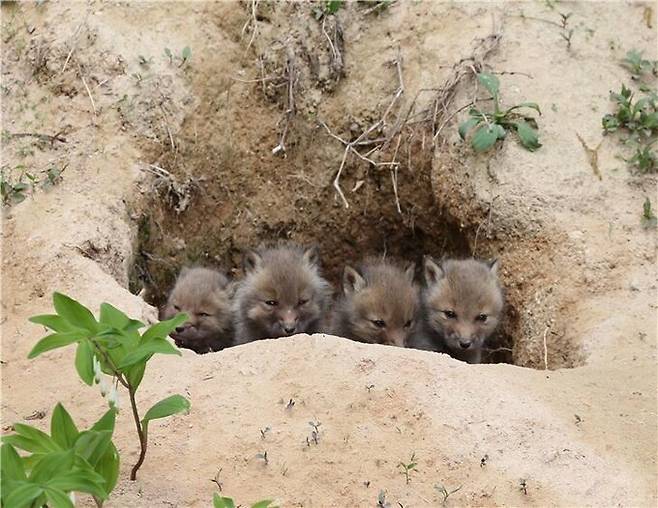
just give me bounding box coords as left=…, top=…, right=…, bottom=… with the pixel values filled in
left=602, top=84, right=658, bottom=137
left=213, top=493, right=275, bottom=508
left=1, top=404, right=119, bottom=507
left=164, top=46, right=191, bottom=67
left=627, top=142, right=657, bottom=173
left=28, top=292, right=191, bottom=480
left=313, top=0, right=343, bottom=19
left=621, top=49, right=658, bottom=77
left=641, top=197, right=657, bottom=229
left=398, top=452, right=417, bottom=484
left=459, top=73, right=542, bottom=152
left=434, top=483, right=462, bottom=505
left=602, top=84, right=658, bottom=173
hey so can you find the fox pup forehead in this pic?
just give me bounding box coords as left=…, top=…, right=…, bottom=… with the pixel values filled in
left=243, top=245, right=321, bottom=302
left=423, top=257, right=503, bottom=317
left=169, top=266, right=232, bottom=308
left=344, top=262, right=419, bottom=322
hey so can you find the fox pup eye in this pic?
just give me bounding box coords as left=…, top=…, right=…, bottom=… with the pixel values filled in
left=265, top=300, right=278, bottom=307
left=298, top=298, right=309, bottom=306
left=198, top=312, right=211, bottom=318
left=443, top=310, right=457, bottom=319
left=403, top=320, right=413, bottom=328
left=173, top=305, right=181, bottom=311
left=476, top=313, right=488, bottom=322
left=371, top=319, right=386, bottom=328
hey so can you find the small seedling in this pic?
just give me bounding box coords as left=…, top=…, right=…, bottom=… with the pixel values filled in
left=256, top=451, right=269, bottom=465
left=138, top=55, right=153, bottom=68
left=641, top=197, right=657, bottom=229
left=213, top=493, right=275, bottom=508
left=180, top=46, right=192, bottom=67
left=313, top=0, right=344, bottom=19
left=366, top=383, right=375, bottom=392
left=519, top=478, right=528, bottom=495
left=285, top=398, right=295, bottom=409
left=435, top=483, right=463, bottom=505
left=480, top=454, right=489, bottom=467
left=459, top=73, right=541, bottom=152
left=377, top=490, right=391, bottom=508
left=164, top=47, right=173, bottom=64
left=621, top=49, right=658, bottom=78
left=41, top=164, right=66, bottom=189
left=1, top=404, right=119, bottom=507
left=602, top=84, right=658, bottom=138
left=260, top=426, right=271, bottom=439
left=627, top=143, right=657, bottom=173
left=28, top=293, right=191, bottom=480
left=398, top=452, right=417, bottom=484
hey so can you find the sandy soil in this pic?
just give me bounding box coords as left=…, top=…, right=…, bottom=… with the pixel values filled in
left=1, top=1, right=657, bottom=506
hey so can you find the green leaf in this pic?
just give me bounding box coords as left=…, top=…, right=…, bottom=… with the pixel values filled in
left=29, top=314, right=74, bottom=333
left=47, top=470, right=108, bottom=499
left=90, top=408, right=117, bottom=433
left=251, top=501, right=274, bottom=508
left=505, top=102, right=542, bottom=115
left=142, top=395, right=190, bottom=430
left=325, top=0, right=343, bottom=14
left=27, top=331, right=84, bottom=359
left=44, top=488, right=74, bottom=508
left=1, top=443, right=27, bottom=482
left=53, top=293, right=98, bottom=333
left=74, top=431, right=112, bottom=467
left=75, top=340, right=95, bottom=386
left=94, top=442, right=120, bottom=495
left=182, top=46, right=191, bottom=61
left=477, top=73, right=500, bottom=98
left=4, top=482, right=44, bottom=508
left=514, top=120, right=542, bottom=151
left=117, top=338, right=181, bottom=370
left=471, top=123, right=502, bottom=152
left=458, top=117, right=481, bottom=140
left=214, top=494, right=236, bottom=508
left=10, top=424, right=59, bottom=453
left=125, top=361, right=147, bottom=390
left=99, top=303, right=141, bottom=330
left=141, top=313, right=188, bottom=342
left=29, top=450, right=75, bottom=483
left=51, top=404, right=79, bottom=449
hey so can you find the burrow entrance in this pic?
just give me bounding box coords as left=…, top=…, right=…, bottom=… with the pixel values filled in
left=126, top=1, right=577, bottom=369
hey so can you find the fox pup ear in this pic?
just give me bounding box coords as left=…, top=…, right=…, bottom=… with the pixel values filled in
left=423, top=256, right=444, bottom=285
left=404, top=262, right=416, bottom=283
left=343, top=266, right=366, bottom=295
left=487, top=258, right=499, bottom=276
left=303, top=245, right=320, bottom=268
left=243, top=250, right=263, bottom=275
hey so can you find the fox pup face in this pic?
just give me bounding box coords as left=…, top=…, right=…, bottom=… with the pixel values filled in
left=423, top=257, right=503, bottom=355
left=339, top=261, right=419, bottom=347
left=237, top=245, right=330, bottom=339
left=160, top=267, right=234, bottom=353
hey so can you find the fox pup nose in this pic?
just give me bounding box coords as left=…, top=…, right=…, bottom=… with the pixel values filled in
left=283, top=324, right=297, bottom=334
left=459, top=339, right=471, bottom=349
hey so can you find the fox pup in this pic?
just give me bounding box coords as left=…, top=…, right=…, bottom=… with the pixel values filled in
left=159, top=266, right=235, bottom=354
left=233, top=243, right=332, bottom=344
left=420, top=257, right=504, bottom=364
left=331, top=259, right=420, bottom=347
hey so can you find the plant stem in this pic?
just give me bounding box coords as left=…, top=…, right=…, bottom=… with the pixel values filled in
left=128, top=384, right=148, bottom=480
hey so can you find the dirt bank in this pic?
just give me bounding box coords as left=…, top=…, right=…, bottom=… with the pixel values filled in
left=1, top=1, right=656, bottom=506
